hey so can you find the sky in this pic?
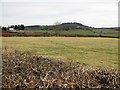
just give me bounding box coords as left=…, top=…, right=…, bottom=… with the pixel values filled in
left=0, top=0, right=119, bottom=28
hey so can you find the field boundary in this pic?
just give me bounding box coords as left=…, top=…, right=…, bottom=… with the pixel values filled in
left=0, top=32, right=119, bottom=38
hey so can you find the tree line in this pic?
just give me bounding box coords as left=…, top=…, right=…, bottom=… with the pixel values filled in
left=2, top=24, right=25, bottom=31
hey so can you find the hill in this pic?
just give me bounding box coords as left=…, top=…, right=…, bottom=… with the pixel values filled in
left=25, top=22, right=93, bottom=30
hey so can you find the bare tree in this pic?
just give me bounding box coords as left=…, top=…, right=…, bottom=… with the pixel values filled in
left=53, top=21, right=63, bottom=35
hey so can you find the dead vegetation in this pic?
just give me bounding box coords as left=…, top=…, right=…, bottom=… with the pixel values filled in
left=1, top=50, right=120, bottom=89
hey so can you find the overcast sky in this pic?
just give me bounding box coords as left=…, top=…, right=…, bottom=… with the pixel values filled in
left=0, top=0, right=119, bottom=27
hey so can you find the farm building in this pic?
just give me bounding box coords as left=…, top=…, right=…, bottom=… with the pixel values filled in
left=101, top=31, right=107, bottom=34
left=8, top=28, right=16, bottom=32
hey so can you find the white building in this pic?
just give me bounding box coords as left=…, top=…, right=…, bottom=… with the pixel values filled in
left=8, top=28, right=16, bottom=32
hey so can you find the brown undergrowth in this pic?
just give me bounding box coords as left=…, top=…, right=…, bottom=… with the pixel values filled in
left=1, top=50, right=120, bottom=89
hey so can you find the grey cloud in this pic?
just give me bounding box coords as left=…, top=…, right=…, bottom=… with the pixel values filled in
left=1, top=0, right=118, bottom=27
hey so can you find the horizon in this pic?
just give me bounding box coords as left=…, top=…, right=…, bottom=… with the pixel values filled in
left=0, top=0, right=118, bottom=28
left=1, top=22, right=118, bottom=28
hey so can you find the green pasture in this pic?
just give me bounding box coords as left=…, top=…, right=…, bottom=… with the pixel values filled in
left=25, top=29, right=119, bottom=37
left=2, top=37, right=118, bottom=69
left=26, top=30, right=98, bottom=35
left=93, top=29, right=119, bottom=37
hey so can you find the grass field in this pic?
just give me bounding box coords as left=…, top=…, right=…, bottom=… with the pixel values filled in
left=2, top=37, right=118, bottom=69
left=26, top=29, right=119, bottom=37
left=26, top=30, right=98, bottom=35
left=93, top=29, right=119, bottom=37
